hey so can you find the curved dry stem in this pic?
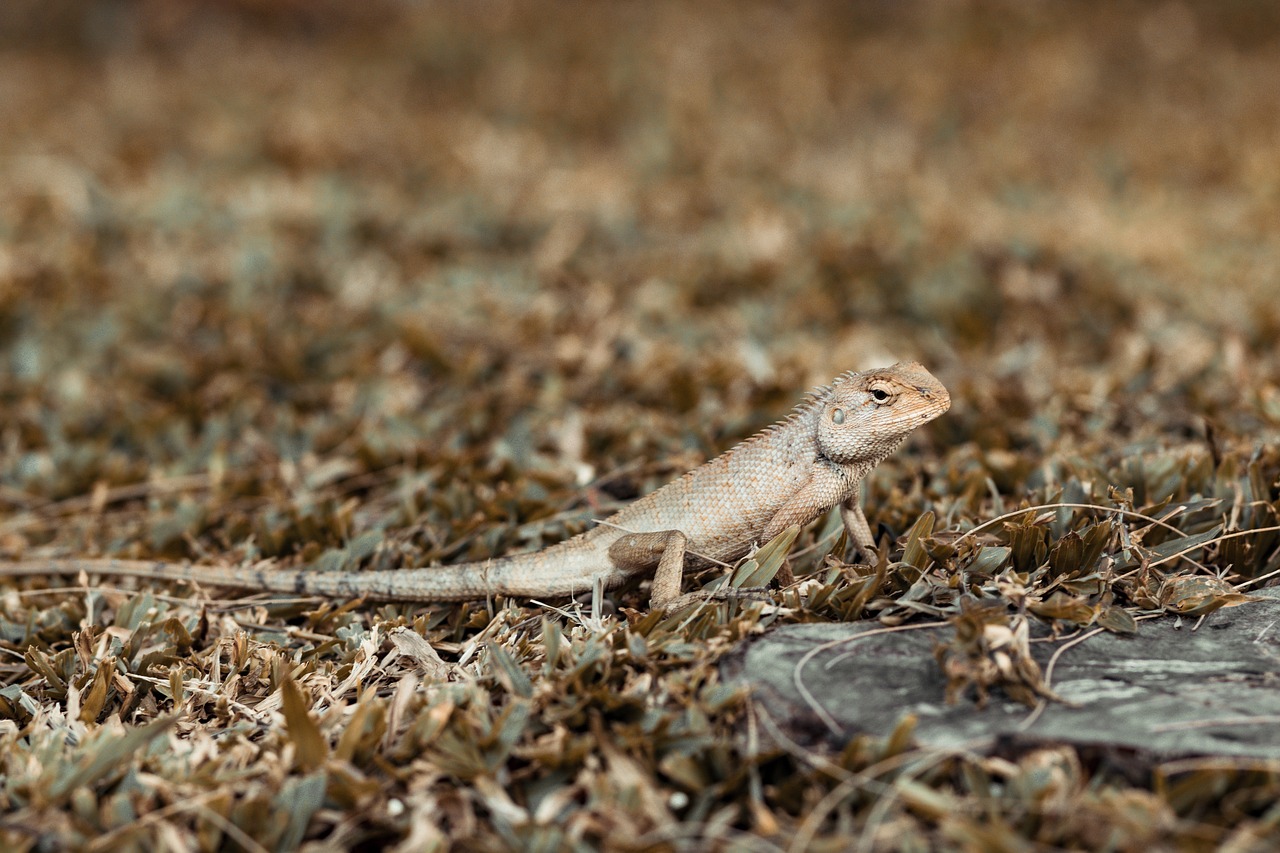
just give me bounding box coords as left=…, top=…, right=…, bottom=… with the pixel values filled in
left=790, top=622, right=949, bottom=736
left=956, top=501, right=1221, bottom=574
left=1147, top=525, right=1280, bottom=570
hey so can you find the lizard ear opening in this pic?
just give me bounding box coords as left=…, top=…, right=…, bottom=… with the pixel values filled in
left=831, top=407, right=845, bottom=425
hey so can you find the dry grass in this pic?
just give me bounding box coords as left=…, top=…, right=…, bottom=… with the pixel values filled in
left=2, top=1, right=1279, bottom=849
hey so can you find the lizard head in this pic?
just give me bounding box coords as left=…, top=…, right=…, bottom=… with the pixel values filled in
left=816, top=361, right=950, bottom=465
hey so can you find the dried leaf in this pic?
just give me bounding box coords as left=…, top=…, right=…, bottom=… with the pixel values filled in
left=902, top=512, right=935, bottom=570
left=50, top=716, right=177, bottom=798
left=388, top=627, right=450, bottom=681
left=486, top=643, right=533, bottom=699
left=1029, top=592, right=1095, bottom=625
left=281, top=676, right=329, bottom=773
left=732, top=524, right=799, bottom=589
left=275, top=771, right=327, bottom=850
left=1157, top=576, right=1262, bottom=616
left=969, top=546, right=1011, bottom=576
left=1096, top=605, right=1138, bottom=634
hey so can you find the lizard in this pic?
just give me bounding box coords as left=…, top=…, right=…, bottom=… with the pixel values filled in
left=0, top=361, right=950, bottom=610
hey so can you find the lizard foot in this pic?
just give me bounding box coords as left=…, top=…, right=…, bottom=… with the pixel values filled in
left=659, top=586, right=772, bottom=614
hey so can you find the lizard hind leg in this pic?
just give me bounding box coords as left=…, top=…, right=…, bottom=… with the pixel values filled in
left=606, top=529, right=689, bottom=609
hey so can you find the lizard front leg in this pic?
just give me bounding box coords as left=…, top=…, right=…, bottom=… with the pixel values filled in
left=759, top=466, right=856, bottom=584
left=761, top=466, right=851, bottom=544
left=606, top=530, right=688, bottom=609
left=839, top=484, right=878, bottom=561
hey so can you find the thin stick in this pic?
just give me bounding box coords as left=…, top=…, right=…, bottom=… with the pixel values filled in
left=1020, top=612, right=1165, bottom=730
left=791, top=622, right=950, bottom=736
left=1019, top=627, right=1104, bottom=730
left=1148, top=526, right=1280, bottom=570
left=955, top=502, right=1218, bottom=574
left=1235, top=565, right=1280, bottom=591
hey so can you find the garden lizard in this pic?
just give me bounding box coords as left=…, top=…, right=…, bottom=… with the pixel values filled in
left=0, top=362, right=949, bottom=609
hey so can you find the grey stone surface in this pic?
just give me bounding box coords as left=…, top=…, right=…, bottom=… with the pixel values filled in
left=725, top=590, right=1280, bottom=761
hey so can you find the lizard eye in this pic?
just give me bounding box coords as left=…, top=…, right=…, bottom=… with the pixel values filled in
left=870, top=388, right=891, bottom=404
left=831, top=407, right=845, bottom=425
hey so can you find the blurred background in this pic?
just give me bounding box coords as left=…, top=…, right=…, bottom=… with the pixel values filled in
left=7, top=7, right=1280, bottom=849
left=2, top=0, right=1279, bottom=560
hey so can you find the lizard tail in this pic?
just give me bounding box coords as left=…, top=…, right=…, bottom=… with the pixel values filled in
left=0, top=546, right=622, bottom=603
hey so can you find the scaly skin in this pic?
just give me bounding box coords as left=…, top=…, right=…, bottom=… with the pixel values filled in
left=0, top=362, right=949, bottom=608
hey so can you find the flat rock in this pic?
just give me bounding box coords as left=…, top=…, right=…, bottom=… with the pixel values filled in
left=724, top=589, right=1280, bottom=763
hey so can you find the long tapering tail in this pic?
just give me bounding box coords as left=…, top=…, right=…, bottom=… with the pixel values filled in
left=0, top=542, right=624, bottom=603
